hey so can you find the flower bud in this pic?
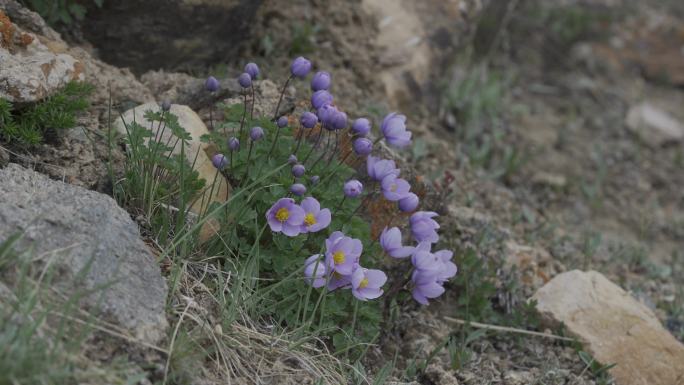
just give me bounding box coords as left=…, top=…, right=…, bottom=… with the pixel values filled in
left=212, top=154, right=228, bottom=169
left=290, top=183, right=307, bottom=196
left=238, top=73, right=252, bottom=88
left=291, top=56, right=312, bottom=78
left=331, top=110, right=347, bottom=131
left=277, top=116, right=289, bottom=128
left=399, top=193, right=419, bottom=212
left=352, top=118, right=371, bottom=136
left=300, top=111, right=318, bottom=129
left=228, top=137, right=240, bottom=151
left=244, top=62, right=259, bottom=79
left=310, top=71, right=331, bottom=91
left=353, top=137, right=373, bottom=156
left=161, top=100, right=171, bottom=112
left=288, top=154, right=298, bottom=164
left=205, top=76, right=219, bottom=92
left=250, top=126, right=264, bottom=141
left=292, top=163, right=306, bottom=177
left=343, top=180, right=363, bottom=198
left=310, top=175, right=320, bottom=185
left=311, top=90, right=333, bottom=110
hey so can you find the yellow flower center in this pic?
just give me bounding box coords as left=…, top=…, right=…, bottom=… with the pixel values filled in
left=390, top=183, right=398, bottom=192
left=359, top=278, right=369, bottom=289
left=304, top=213, right=316, bottom=226
left=333, top=251, right=345, bottom=264
left=275, top=207, right=290, bottom=222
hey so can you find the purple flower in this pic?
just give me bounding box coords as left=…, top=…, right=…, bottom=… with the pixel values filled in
left=410, top=242, right=442, bottom=275
left=291, top=56, right=312, bottom=78
left=250, top=126, right=264, bottom=141
left=311, top=90, right=333, bottom=110
left=324, top=231, right=362, bottom=276
left=300, top=197, right=331, bottom=233
left=304, top=255, right=329, bottom=288
left=290, top=183, right=307, bottom=196
left=411, top=270, right=446, bottom=305
left=434, top=249, right=457, bottom=283
left=379, top=227, right=414, bottom=258
left=366, top=156, right=400, bottom=182
left=328, top=271, right=352, bottom=291
left=311, top=71, right=331, bottom=91
left=238, top=73, right=252, bottom=88
left=292, top=163, right=305, bottom=178
left=381, top=113, right=411, bottom=148
left=277, top=116, right=289, bottom=128
left=352, top=118, right=371, bottom=136
left=317, top=104, right=338, bottom=129
left=398, top=192, right=419, bottom=212
left=381, top=175, right=411, bottom=201
left=300, top=112, right=318, bottom=129
left=351, top=267, right=386, bottom=301
left=211, top=154, right=228, bottom=169
left=228, top=137, right=240, bottom=151
left=244, top=62, right=259, bottom=79
left=331, top=110, right=347, bottom=131
left=353, top=138, right=372, bottom=156
left=205, top=76, right=219, bottom=92
left=343, top=180, right=363, bottom=198
left=310, top=175, right=320, bottom=185
left=288, top=154, right=298, bottom=165
left=161, top=100, right=171, bottom=112
left=410, top=211, right=440, bottom=243
left=266, top=198, right=305, bottom=236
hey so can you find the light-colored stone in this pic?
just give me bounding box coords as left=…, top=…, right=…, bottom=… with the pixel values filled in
left=532, top=270, right=684, bottom=385
left=626, top=103, right=684, bottom=147
left=504, top=241, right=560, bottom=289
left=114, top=103, right=229, bottom=216
left=0, top=164, right=168, bottom=344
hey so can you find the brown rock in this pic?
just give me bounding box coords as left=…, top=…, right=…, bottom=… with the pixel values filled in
left=532, top=270, right=684, bottom=385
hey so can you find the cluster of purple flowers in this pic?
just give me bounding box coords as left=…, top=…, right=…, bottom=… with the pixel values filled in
left=266, top=197, right=331, bottom=236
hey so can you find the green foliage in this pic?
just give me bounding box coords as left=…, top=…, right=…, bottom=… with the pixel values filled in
left=22, top=0, right=104, bottom=26
left=577, top=350, right=616, bottom=385
left=289, top=22, right=320, bottom=55
left=0, top=82, right=94, bottom=145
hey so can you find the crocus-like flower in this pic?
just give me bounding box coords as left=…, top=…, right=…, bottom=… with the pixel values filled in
left=411, top=270, right=446, bottom=305
left=292, top=163, right=305, bottom=177
left=244, top=62, right=259, bottom=79
left=266, top=198, right=305, bottom=236
left=161, top=100, right=171, bottom=112
left=331, top=110, right=347, bottom=131
left=317, top=104, right=338, bottom=128
left=379, top=227, right=414, bottom=258
left=211, top=154, right=227, bottom=169
left=304, top=255, right=329, bottom=288
left=410, top=242, right=442, bottom=275
left=288, top=154, right=298, bottom=165
left=398, top=192, right=419, bottom=212
left=311, top=90, right=333, bottom=110
left=205, top=76, right=219, bottom=92
left=352, top=118, right=371, bottom=136
left=353, top=138, right=372, bottom=156
left=291, top=56, right=312, bottom=78
left=228, top=137, right=240, bottom=151
left=300, top=112, right=318, bottom=129
left=381, top=174, right=411, bottom=201
left=290, top=183, right=306, bottom=196
left=238, top=73, right=252, bottom=88
left=367, top=156, right=400, bottom=182
left=311, top=71, right=331, bottom=91
left=300, top=197, right=331, bottom=233
left=381, top=112, right=411, bottom=148
left=343, top=180, right=363, bottom=198
left=310, top=175, right=320, bottom=185
left=434, top=249, right=457, bottom=283
left=351, top=267, right=386, bottom=301
left=324, top=231, right=362, bottom=275
left=250, top=126, right=264, bottom=141
left=410, top=211, right=440, bottom=243
left=277, top=116, right=289, bottom=128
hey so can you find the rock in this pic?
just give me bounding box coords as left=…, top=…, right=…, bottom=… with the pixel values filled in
left=626, top=103, right=684, bottom=147
left=0, top=8, right=84, bottom=104
left=503, top=371, right=534, bottom=385
left=114, top=102, right=229, bottom=216
left=424, top=363, right=460, bottom=385
left=531, top=171, right=567, bottom=189
left=0, top=164, right=168, bottom=344
left=0, top=144, right=8, bottom=167
left=504, top=241, right=560, bottom=290
left=532, top=270, right=684, bottom=385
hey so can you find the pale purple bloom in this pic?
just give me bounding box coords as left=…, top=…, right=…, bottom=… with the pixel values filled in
left=304, top=255, right=329, bottom=288
left=292, top=163, right=305, bottom=177
left=353, top=138, right=372, bottom=156
left=331, top=110, right=347, bottom=131
left=311, top=90, right=333, bottom=110
left=324, top=231, right=362, bottom=276
left=327, top=271, right=352, bottom=291
left=291, top=56, right=312, bottom=78
left=205, top=76, right=219, bottom=92
left=411, top=270, right=446, bottom=305
left=211, top=154, right=228, bottom=169
left=352, top=118, right=371, bottom=136
left=300, top=197, right=331, bottom=233
left=228, top=137, right=240, bottom=151
left=366, top=156, right=400, bottom=182
left=410, top=242, right=442, bottom=274
left=381, top=112, right=411, bottom=148
left=434, top=249, right=457, bottom=283
left=343, top=180, right=363, bottom=198
left=290, top=183, right=306, bottom=196
left=238, top=73, right=252, bottom=88
left=277, top=116, right=289, bottom=128
left=161, top=100, right=171, bottom=112
left=381, top=174, right=411, bottom=201
left=244, top=62, right=259, bottom=79
left=379, top=227, right=414, bottom=258
left=310, top=175, right=320, bottom=185
left=410, top=211, right=440, bottom=243
left=288, top=154, right=298, bottom=165
left=311, top=71, right=331, bottom=91
left=300, top=111, right=318, bottom=129
left=266, top=198, right=305, bottom=236
left=250, top=126, right=264, bottom=141
left=398, top=192, right=419, bottom=212
left=317, top=104, right=337, bottom=128
left=351, top=267, right=386, bottom=301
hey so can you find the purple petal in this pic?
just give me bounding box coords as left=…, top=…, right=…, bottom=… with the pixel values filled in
left=389, top=246, right=414, bottom=259
left=359, top=287, right=383, bottom=300
left=300, top=197, right=320, bottom=214
left=365, top=269, right=387, bottom=288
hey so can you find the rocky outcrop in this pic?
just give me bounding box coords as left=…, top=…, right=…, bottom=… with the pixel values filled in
left=626, top=102, right=684, bottom=147
left=0, top=164, right=168, bottom=344
left=532, top=270, right=684, bottom=385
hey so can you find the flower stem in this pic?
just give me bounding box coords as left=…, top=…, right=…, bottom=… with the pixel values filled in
left=241, top=141, right=254, bottom=186
left=238, top=92, right=248, bottom=150
left=250, top=84, right=256, bottom=119
left=325, top=130, right=340, bottom=167
left=273, top=75, right=292, bottom=120
left=302, top=128, right=324, bottom=164
left=266, top=127, right=281, bottom=159
left=308, top=130, right=332, bottom=171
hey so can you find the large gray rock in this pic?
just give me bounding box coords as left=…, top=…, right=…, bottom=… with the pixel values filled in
left=0, top=164, right=168, bottom=344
